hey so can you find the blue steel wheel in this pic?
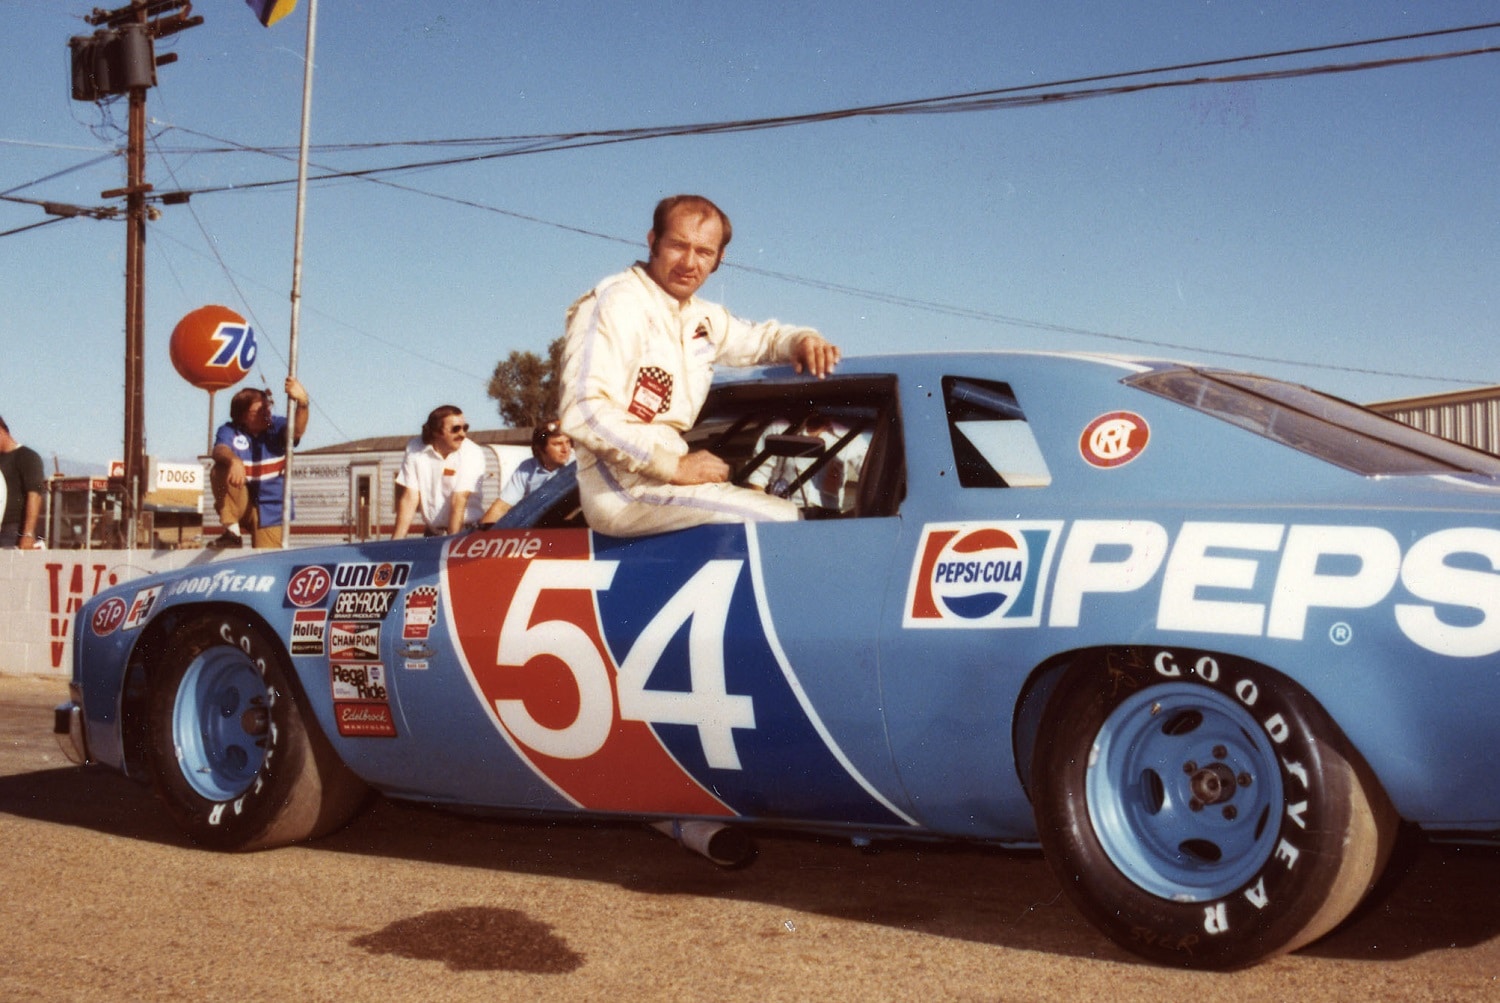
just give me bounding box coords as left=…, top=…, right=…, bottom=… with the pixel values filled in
left=147, top=612, right=367, bottom=851
left=1029, top=647, right=1395, bottom=970
left=1086, top=683, right=1284, bottom=902
left=171, top=643, right=272, bottom=802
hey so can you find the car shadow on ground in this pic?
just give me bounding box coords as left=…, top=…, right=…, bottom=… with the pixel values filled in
left=2, top=762, right=1498, bottom=968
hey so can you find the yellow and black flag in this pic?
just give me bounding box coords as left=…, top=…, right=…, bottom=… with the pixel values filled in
left=244, top=0, right=298, bottom=27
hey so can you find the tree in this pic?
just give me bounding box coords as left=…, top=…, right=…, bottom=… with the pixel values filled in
left=487, top=337, right=564, bottom=428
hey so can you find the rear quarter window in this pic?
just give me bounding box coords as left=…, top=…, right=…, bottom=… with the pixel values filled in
left=943, top=376, right=1052, bottom=488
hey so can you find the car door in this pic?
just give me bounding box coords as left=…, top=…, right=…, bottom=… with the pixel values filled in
left=876, top=368, right=1061, bottom=840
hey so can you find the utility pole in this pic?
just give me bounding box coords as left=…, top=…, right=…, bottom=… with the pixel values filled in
left=72, top=1, right=202, bottom=545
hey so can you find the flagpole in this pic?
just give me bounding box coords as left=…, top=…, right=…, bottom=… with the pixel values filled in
left=282, top=0, right=317, bottom=548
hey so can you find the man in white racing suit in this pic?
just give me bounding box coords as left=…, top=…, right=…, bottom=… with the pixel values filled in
left=559, top=194, right=841, bottom=537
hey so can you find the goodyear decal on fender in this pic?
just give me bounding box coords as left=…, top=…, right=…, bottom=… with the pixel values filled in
left=169, top=571, right=275, bottom=600
left=905, top=522, right=1062, bottom=628
left=905, top=518, right=1500, bottom=658
left=443, top=527, right=911, bottom=825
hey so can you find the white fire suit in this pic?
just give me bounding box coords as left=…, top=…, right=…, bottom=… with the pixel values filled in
left=559, top=264, right=816, bottom=537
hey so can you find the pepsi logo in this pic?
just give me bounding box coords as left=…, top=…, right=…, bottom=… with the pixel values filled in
left=906, top=521, right=1062, bottom=630
left=926, top=528, right=1028, bottom=620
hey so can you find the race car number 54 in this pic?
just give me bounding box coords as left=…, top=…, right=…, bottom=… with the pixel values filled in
left=493, top=559, right=755, bottom=769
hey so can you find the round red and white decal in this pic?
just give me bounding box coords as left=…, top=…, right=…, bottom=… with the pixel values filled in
left=286, top=565, right=333, bottom=607
left=91, top=597, right=128, bottom=636
left=1080, top=411, right=1150, bottom=468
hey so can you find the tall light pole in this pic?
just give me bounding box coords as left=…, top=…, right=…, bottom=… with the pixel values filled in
left=73, top=1, right=201, bottom=544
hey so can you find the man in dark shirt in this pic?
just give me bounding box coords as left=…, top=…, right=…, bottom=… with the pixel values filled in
left=0, top=415, right=45, bottom=549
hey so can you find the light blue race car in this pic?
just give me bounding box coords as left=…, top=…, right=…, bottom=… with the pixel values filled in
left=57, top=351, right=1500, bottom=969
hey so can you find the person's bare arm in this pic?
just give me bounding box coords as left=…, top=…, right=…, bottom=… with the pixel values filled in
left=391, top=486, right=419, bottom=539
left=481, top=498, right=511, bottom=524
left=446, top=491, right=472, bottom=534
left=18, top=491, right=41, bottom=549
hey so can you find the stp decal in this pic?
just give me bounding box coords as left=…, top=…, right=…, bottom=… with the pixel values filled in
left=444, top=527, right=911, bottom=825
left=91, top=596, right=128, bottom=637
left=1080, top=411, right=1149, bottom=468
left=286, top=565, right=332, bottom=608
left=906, top=522, right=1062, bottom=629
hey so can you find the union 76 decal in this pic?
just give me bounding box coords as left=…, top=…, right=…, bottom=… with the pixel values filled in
left=442, top=527, right=910, bottom=825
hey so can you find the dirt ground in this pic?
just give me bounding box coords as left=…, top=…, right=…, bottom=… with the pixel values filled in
left=2, top=674, right=1497, bottom=1001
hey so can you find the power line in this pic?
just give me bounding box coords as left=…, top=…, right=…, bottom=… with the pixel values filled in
left=150, top=24, right=1500, bottom=196
left=159, top=122, right=1497, bottom=389
left=133, top=20, right=1500, bottom=163
left=13, top=21, right=1500, bottom=391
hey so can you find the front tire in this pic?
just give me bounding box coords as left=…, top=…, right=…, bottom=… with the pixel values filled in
left=1030, top=647, right=1395, bottom=969
left=146, top=612, right=366, bottom=851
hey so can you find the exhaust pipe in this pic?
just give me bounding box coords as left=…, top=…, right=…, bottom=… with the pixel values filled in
left=650, top=819, right=756, bottom=868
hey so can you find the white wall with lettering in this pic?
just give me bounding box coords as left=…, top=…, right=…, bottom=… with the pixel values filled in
left=0, top=550, right=204, bottom=678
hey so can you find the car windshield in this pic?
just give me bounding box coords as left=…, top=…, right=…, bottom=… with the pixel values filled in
left=1126, top=366, right=1500, bottom=477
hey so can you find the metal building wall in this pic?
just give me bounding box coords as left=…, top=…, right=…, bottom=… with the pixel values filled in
left=1369, top=389, right=1500, bottom=456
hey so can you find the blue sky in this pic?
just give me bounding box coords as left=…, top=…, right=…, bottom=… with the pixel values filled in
left=5, top=1, right=1499, bottom=470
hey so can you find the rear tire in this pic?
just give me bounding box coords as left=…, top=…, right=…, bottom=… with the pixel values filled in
left=1030, top=647, right=1395, bottom=969
left=146, top=612, right=366, bottom=850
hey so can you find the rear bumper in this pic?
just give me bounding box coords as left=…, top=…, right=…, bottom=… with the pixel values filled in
left=53, top=686, right=88, bottom=765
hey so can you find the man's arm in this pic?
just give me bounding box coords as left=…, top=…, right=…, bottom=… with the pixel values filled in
left=285, top=377, right=310, bottom=443
left=445, top=491, right=471, bottom=535
left=212, top=442, right=246, bottom=486
left=481, top=462, right=529, bottom=524
left=18, top=490, right=41, bottom=549
left=480, top=498, right=511, bottom=524
left=558, top=282, right=684, bottom=483
left=391, top=485, right=419, bottom=539
left=790, top=333, right=840, bottom=379
left=16, top=448, right=44, bottom=549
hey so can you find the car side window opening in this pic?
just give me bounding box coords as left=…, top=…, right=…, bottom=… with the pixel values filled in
left=942, top=376, right=1052, bottom=488
left=693, top=375, right=906, bottom=519
left=500, top=376, right=906, bottom=529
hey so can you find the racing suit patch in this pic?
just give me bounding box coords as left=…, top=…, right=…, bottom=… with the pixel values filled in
left=628, top=366, right=673, bottom=422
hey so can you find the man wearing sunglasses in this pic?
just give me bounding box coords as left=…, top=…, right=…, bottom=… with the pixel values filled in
left=392, top=405, right=488, bottom=538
